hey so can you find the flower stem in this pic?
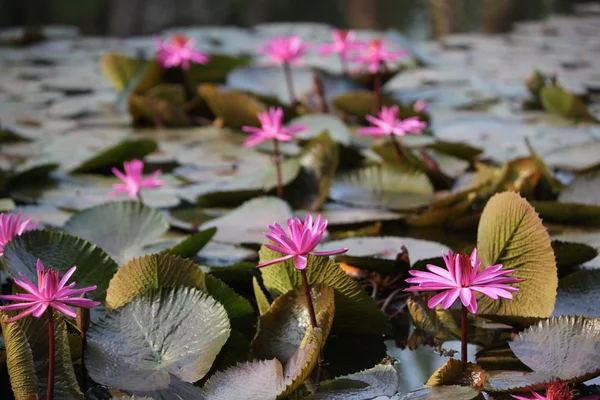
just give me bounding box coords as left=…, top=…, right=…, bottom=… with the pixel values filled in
left=273, top=139, right=284, bottom=198
left=339, top=55, right=347, bottom=77
left=283, top=63, right=297, bottom=105
left=136, top=192, right=144, bottom=204
left=300, top=268, right=322, bottom=385
left=47, top=309, right=55, bottom=400
left=372, top=69, right=382, bottom=116
left=461, top=304, right=468, bottom=364
left=390, top=134, right=405, bottom=164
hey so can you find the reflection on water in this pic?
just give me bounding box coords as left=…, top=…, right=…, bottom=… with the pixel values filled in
left=387, top=339, right=479, bottom=392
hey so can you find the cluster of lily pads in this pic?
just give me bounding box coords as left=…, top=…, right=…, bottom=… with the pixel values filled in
left=0, top=22, right=599, bottom=400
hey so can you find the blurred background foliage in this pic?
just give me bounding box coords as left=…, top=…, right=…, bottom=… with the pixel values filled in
left=0, top=0, right=590, bottom=38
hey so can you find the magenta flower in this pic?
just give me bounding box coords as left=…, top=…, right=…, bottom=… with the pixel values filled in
left=358, top=105, right=427, bottom=137
left=318, top=29, right=360, bottom=61
left=258, top=215, right=348, bottom=271
left=0, top=213, right=39, bottom=256
left=0, top=259, right=100, bottom=323
left=154, top=34, right=210, bottom=70
left=405, top=249, right=523, bottom=314
left=413, top=99, right=429, bottom=113
left=241, top=107, right=306, bottom=147
left=353, top=39, right=408, bottom=74
left=511, top=379, right=577, bottom=400
left=260, top=35, right=310, bottom=66
left=110, top=159, right=165, bottom=199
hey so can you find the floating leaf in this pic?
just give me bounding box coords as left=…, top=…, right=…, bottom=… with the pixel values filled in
left=86, top=287, right=230, bottom=398
left=398, top=386, right=480, bottom=399
left=205, top=274, right=254, bottom=319
left=252, top=285, right=334, bottom=363
left=406, top=192, right=476, bottom=228
left=551, top=240, right=598, bottom=274
left=330, top=164, right=434, bottom=211
left=543, top=141, right=600, bottom=173
left=552, top=270, right=600, bottom=318
left=259, top=246, right=386, bottom=335
left=290, top=114, right=351, bottom=145
left=70, top=139, right=158, bottom=174
left=162, top=227, right=217, bottom=259
left=333, top=90, right=397, bottom=119
left=532, top=201, right=600, bottom=227
left=200, top=197, right=293, bottom=244
left=487, top=316, right=600, bottom=392
left=129, top=84, right=192, bottom=127
left=3, top=229, right=118, bottom=302
left=425, top=141, right=482, bottom=163
left=63, top=201, right=169, bottom=265
left=558, top=170, right=600, bottom=206
left=199, top=84, right=265, bottom=129
left=1, top=310, right=83, bottom=400
left=100, top=52, right=162, bottom=92
left=187, top=53, right=251, bottom=85
left=305, top=364, right=399, bottom=400
left=540, top=85, right=596, bottom=121
left=426, top=359, right=486, bottom=390
left=477, top=192, right=557, bottom=318
left=253, top=276, right=271, bottom=316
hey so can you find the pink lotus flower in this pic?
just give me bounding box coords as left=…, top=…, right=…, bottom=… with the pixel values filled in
left=353, top=39, right=408, bottom=74
left=0, top=259, right=100, bottom=323
left=318, top=29, right=360, bottom=61
left=258, top=215, right=348, bottom=271
left=511, top=379, right=577, bottom=400
left=405, top=249, right=523, bottom=314
left=413, top=99, right=429, bottom=113
left=154, top=34, right=210, bottom=70
left=110, top=159, right=165, bottom=198
left=358, top=105, right=427, bottom=137
left=0, top=213, right=39, bottom=256
left=260, top=35, right=310, bottom=66
left=242, top=107, right=306, bottom=147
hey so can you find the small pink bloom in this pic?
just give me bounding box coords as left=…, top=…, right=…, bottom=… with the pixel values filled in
left=511, top=379, right=577, bottom=400
left=0, top=213, right=39, bottom=256
left=405, top=249, right=523, bottom=314
left=413, top=99, right=429, bottom=113
left=0, top=259, right=100, bottom=323
left=260, top=35, right=310, bottom=66
left=358, top=105, right=427, bottom=137
left=258, top=215, right=348, bottom=271
left=241, top=107, right=306, bottom=147
left=110, top=159, right=165, bottom=199
left=353, top=39, right=408, bottom=74
left=318, top=29, right=360, bottom=61
left=154, top=34, right=210, bottom=70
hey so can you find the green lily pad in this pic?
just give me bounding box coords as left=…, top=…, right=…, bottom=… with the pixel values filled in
left=289, top=114, right=352, bottom=146
left=486, top=316, right=600, bottom=392
left=63, top=201, right=169, bottom=265
left=426, top=359, right=486, bottom=390
left=100, top=52, right=162, bottom=93
left=532, top=201, right=600, bottom=227
left=424, top=141, right=482, bottom=163
left=552, top=270, right=600, bottom=318
left=71, top=139, right=158, bottom=174
left=258, top=246, right=387, bottom=335
left=253, top=276, right=271, bottom=316
left=406, top=192, right=476, bottom=228
left=198, top=84, right=264, bottom=129
left=162, top=227, right=217, bottom=259
left=477, top=192, right=558, bottom=318
left=3, top=229, right=118, bottom=302
left=332, top=90, right=397, bottom=119
left=1, top=310, right=84, bottom=400
left=397, top=386, right=480, bottom=399
left=330, top=164, right=434, bottom=211
left=199, top=197, right=293, bottom=244
left=540, top=85, right=596, bottom=122
left=543, top=141, right=600, bottom=173
left=252, top=285, right=334, bottom=363
left=129, top=84, right=193, bottom=127
left=204, top=274, right=255, bottom=319
left=187, top=53, right=252, bottom=85
left=551, top=240, right=598, bottom=274
left=86, top=287, right=230, bottom=398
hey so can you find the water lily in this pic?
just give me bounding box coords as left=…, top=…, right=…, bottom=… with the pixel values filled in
left=319, top=29, right=360, bottom=74
left=353, top=39, right=407, bottom=74
left=413, top=99, right=429, bottom=112
left=110, top=159, right=164, bottom=202
left=260, top=35, right=310, bottom=66
left=359, top=105, right=426, bottom=137
left=511, top=378, right=575, bottom=400
left=0, top=213, right=39, bottom=256
left=154, top=34, right=210, bottom=70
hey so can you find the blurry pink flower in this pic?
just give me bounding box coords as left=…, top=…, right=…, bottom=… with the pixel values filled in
left=511, top=379, right=577, bottom=400
left=258, top=215, right=348, bottom=271
left=405, top=249, right=523, bottom=314
left=260, top=35, right=310, bottom=66
left=110, top=159, right=164, bottom=198
left=318, top=29, right=360, bottom=61
left=242, top=107, right=305, bottom=147
left=413, top=99, right=429, bottom=112
left=353, top=39, right=408, bottom=74
left=154, top=34, right=210, bottom=70
left=358, top=105, right=426, bottom=137
left=0, top=259, right=100, bottom=323
left=0, top=213, right=39, bottom=256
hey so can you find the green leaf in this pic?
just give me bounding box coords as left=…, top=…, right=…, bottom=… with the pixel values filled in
left=424, top=141, right=482, bottom=163
left=252, top=285, right=334, bottom=363
left=3, top=229, right=118, bottom=302
left=531, top=201, right=600, bottom=227
left=289, top=114, right=352, bottom=146
left=330, top=164, right=434, bottom=211
left=333, top=90, right=397, bottom=119
left=258, top=246, right=387, bottom=335
left=552, top=270, right=600, bottom=318
left=70, top=139, right=158, bottom=174
left=253, top=276, right=271, bottom=316
left=200, top=197, right=293, bottom=244
left=426, top=359, right=485, bottom=390
left=105, top=253, right=206, bottom=310
left=63, top=201, right=169, bottom=265
left=162, top=227, right=217, bottom=259
left=129, top=84, right=192, bottom=127
left=187, top=53, right=251, bottom=85
left=1, top=310, right=84, bottom=399
left=397, top=386, right=480, bottom=399
left=305, top=364, right=399, bottom=400
left=477, top=192, right=557, bottom=318
left=486, top=316, right=600, bottom=392
left=205, top=274, right=254, bottom=319
left=551, top=240, right=598, bottom=275
left=525, top=139, right=564, bottom=194
left=100, top=52, right=162, bottom=93
left=86, top=287, right=230, bottom=398
left=540, top=85, right=596, bottom=121
left=406, top=192, right=476, bottom=228
left=199, top=84, right=265, bottom=129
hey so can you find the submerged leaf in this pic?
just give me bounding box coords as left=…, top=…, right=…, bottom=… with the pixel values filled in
left=477, top=192, right=557, bottom=318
